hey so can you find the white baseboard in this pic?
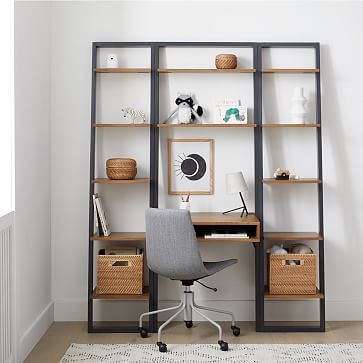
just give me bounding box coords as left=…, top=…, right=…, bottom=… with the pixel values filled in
left=5, top=354, right=15, bottom=363
left=18, top=302, right=54, bottom=363
left=54, top=298, right=363, bottom=322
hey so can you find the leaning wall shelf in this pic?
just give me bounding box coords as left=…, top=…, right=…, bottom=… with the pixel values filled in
left=91, top=178, right=150, bottom=184
left=93, top=123, right=150, bottom=128
left=263, top=178, right=321, bottom=184
left=90, top=232, right=146, bottom=241
left=262, top=124, right=320, bottom=128
left=158, top=123, right=256, bottom=128
left=88, top=41, right=325, bottom=334
left=264, top=232, right=323, bottom=241
left=158, top=68, right=256, bottom=73
left=264, top=287, right=324, bottom=300
left=95, top=68, right=151, bottom=73
left=262, top=68, right=320, bottom=73
left=91, top=287, right=150, bottom=301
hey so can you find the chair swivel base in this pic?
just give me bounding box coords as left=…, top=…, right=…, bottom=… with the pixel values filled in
left=139, top=284, right=240, bottom=352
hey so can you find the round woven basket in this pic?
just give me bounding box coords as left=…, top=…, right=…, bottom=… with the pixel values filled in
left=106, top=167, right=137, bottom=180
left=106, top=158, right=136, bottom=168
left=215, top=54, right=237, bottom=69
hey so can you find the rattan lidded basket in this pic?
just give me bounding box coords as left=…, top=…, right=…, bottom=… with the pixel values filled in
left=215, top=54, right=237, bottom=69
left=267, top=253, right=316, bottom=295
left=96, top=249, right=144, bottom=295
left=106, top=158, right=137, bottom=180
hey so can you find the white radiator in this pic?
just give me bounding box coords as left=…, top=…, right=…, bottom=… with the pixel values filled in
left=0, top=212, right=14, bottom=363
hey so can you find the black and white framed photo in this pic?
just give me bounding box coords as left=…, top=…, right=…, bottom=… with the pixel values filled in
left=168, top=139, right=214, bottom=195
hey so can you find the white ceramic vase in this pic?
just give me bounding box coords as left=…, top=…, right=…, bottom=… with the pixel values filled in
left=106, top=54, right=119, bottom=68
left=290, top=87, right=307, bottom=124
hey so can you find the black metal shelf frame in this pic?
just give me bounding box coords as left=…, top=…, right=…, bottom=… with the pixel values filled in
left=88, top=42, right=325, bottom=333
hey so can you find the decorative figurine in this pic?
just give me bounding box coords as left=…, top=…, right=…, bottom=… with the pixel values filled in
left=121, top=107, right=146, bottom=124
left=164, top=93, right=203, bottom=124
left=290, top=87, right=307, bottom=124
left=106, top=54, right=119, bottom=68
left=274, top=168, right=290, bottom=180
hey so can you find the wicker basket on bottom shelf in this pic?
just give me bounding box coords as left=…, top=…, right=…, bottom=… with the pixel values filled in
left=267, top=253, right=316, bottom=295
left=96, top=250, right=143, bottom=295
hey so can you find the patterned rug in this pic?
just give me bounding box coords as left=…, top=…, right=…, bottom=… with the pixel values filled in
left=60, top=343, right=363, bottom=362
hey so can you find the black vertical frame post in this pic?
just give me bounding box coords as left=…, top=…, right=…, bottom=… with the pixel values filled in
left=254, top=44, right=264, bottom=332
left=149, top=45, right=160, bottom=332
left=88, top=42, right=97, bottom=332
left=315, top=43, right=326, bottom=332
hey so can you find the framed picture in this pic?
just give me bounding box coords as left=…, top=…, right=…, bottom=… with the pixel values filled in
left=168, top=139, right=214, bottom=195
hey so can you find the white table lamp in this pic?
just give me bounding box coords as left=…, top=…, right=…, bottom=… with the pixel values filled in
left=223, top=172, right=249, bottom=217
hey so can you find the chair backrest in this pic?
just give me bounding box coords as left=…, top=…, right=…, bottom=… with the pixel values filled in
left=145, top=208, right=207, bottom=281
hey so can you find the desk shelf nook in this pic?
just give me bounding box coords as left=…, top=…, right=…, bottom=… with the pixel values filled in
left=88, top=42, right=325, bottom=334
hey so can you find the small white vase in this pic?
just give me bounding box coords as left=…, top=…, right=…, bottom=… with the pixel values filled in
left=290, top=87, right=307, bottom=124
left=106, top=54, right=119, bottom=68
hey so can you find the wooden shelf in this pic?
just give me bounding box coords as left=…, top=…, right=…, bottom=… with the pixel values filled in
left=93, top=123, right=150, bottom=128
left=191, top=212, right=260, bottom=226
left=262, top=123, right=320, bottom=128
left=91, top=286, right=149, bottom=301
left=263, top=178, right=321, bottom=184
left=91, top=178, right=150, bottom=184
left=158, top=123, right=256, bottom=128
left=90, top=232, right=146, bottom=241
left=95, top=68, right=151, bottom=73
left=264, top=232, right=323, bottom=241
left=158, top=68, right=256, bottom=73
left=264, top=286, right=324, bottom=300
left=262, top=68, right=320, bottom=73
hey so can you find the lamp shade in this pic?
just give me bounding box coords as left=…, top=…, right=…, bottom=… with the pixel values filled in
left=226, top=172, right=248, bottom=194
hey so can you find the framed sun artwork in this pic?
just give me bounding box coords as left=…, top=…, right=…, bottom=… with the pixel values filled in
left=168, top=139, right=214, bottom=195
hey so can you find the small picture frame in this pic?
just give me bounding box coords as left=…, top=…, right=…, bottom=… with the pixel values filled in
left=219, top=105, right=247, bottom=124
left=168, top=139, right=214, bottom=195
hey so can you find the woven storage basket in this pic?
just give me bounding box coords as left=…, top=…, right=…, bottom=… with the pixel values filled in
left=106, top=167, right=137, bottom=180
left=106, top=158, right=136, bottom=168
left=96, top=249, right=143, bottom=295
left=267, top=253, right=316, bottom=295
left=106, top=158, right=137, bottom=180
left=215, top=54, right=237, bottom=69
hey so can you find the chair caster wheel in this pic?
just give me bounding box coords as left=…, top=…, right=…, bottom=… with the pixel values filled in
left=185, top=320, right=193, bottom=328
left=231, top=325, right=240, bottom=336
left=139, top=327, right=148, bottom=338
left=218, top=340, right=228, bottom=351
left=157, top=341, right=167, bottom=352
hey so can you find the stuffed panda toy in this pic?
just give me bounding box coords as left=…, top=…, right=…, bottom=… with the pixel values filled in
left=165, top=93, right=203, bottom=124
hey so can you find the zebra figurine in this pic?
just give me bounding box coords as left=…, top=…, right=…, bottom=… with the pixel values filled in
left=121, top=107, right=146, bottom=124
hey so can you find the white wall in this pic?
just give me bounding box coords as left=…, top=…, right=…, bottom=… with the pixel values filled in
left=15, top=2, right=53, bottom=361
left=46, top=1, right=363, bottom=323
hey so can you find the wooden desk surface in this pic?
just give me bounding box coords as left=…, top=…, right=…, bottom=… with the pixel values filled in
left=191, top=212, right=260, bottom=226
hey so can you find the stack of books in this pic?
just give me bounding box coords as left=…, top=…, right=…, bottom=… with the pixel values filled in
left=93, top=193, right=111, bottom=237
left=204, top=230, right=249, bottom=239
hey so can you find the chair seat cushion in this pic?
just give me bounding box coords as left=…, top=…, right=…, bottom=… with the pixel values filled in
left=203, top=259, right=238, bottom=276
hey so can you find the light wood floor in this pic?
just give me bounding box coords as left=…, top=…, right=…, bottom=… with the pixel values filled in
left=25, top=321, right=363, bottom=363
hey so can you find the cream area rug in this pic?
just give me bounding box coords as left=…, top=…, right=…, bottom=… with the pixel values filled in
left=60, top=343, right=363, bottom=362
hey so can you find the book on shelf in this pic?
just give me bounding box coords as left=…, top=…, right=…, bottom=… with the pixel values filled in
left=204, top=230, right=249, bottom=239
left=93, top=194, right=111, bottom=237
left=92, top=193, right=101, bottom=236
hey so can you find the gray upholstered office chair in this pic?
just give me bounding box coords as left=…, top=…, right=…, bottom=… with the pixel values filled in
left=139, top=208, right=240, bottom=352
